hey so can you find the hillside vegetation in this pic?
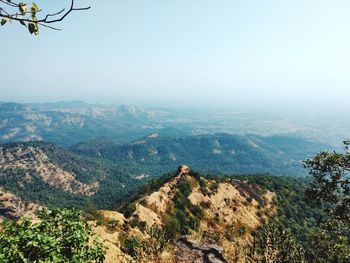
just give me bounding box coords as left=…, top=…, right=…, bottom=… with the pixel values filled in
left=80, top=166, right=322, bottom=262
left=0, top=142, right=146, bottom=209
left=71, top=133, right=327, bottom=176
left=0, top=133, right=327, bottom=214
left=0, top=163, right=347, bottom=262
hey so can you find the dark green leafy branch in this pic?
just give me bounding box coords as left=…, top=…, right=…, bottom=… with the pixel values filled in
left=0, top=208, right=105, bottom=262
left=0, top=0, right=90, bottom=35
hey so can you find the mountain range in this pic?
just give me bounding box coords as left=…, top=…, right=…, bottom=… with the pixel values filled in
left=0, top=101, right=183, bottom=147
left=0, top=132, right=327, bottom=215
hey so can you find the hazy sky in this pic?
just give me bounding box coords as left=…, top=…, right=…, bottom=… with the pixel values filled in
left=1, top=0, right=350, bottom=110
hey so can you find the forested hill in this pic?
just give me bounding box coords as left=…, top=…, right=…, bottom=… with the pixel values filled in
left=0, top=142, right=147, bottom=210
left=71, top=133, right=328, bottom=176
left=0, top=133, right=327, bottom=215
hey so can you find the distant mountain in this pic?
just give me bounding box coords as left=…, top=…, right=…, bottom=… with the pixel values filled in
left=0, top=102, right=185, bottom=146
left=1, top=101, right=347, bottom=148
left=71, top=133, right=328, bottom=176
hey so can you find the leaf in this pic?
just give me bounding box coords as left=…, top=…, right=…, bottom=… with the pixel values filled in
left=32, top=2, right=39, bottom=12
left=28, top=23, right=35, bottom=34
left=19, top=20, right=26, bottom=27
left=1, top=19, right=6, bottom=26
left=28, top=22, right=39, bottom=35
left=31, top=2, right=39, bottom=18
left=19, top=2, right=27, bottom=16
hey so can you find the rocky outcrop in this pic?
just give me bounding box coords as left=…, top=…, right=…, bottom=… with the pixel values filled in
left=0, top=188, right=41, bottom=221
left=177, top=164, right=191, bottom=175
left=0, top=145, right=98, bottom=196
left=175, top=236, right=228, bottom=263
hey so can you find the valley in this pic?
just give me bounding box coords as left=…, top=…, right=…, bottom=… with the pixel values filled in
left=0, top=101, right=346, bottom=262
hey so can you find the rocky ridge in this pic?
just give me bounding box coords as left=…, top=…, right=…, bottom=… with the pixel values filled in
left=0, top=144, right=98, bottom=196
left=89, top=165, right=276, bottom=263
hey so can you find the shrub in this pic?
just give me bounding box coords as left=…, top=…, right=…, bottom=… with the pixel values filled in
left=237, top=226, right=246, bottom=236
left=190, top=204, right=203, bottom=217
left=0, top=208, right=105, bottom=263
left=129, top=219, right=147, bottom=232
left=200, top=201, right=211, bottom=209
left=164, top=215, right=181, bottom=239
left=123, top=203, right=136, bottom=218
left=120, top=234, right=143, bottom=258
left=107, top=219, right=119, bottom=229
left=178, top=179, right=192, bottom=197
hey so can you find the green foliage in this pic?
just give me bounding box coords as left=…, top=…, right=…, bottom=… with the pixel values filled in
left=304, top=141, right=350, bottom=227
left=209, top=181, right=219, bottom=193
left=164, top=214, right=181, bottom=239
left=160, top=177, right=202, bottom=238
left=120, top=234, right=142, bottom=258
left=129, top=219, right=147, bottom=232
left=178, top=179, right=192, bottom=196
left=107, top=219, right=119, bottom=229
left=0, top=208, right=105, bottom=262
left=71, top=133, right=328, bottom=177
left=305, top=220, right=350, bottom=263
left=84, top=206, right=104, bottom=221
left=0, top=1, right=90, bottom=35
left=0, top=142, right=144, bottom=211
left=237, top=174, right=323, bottom=244
left=237, top=226, right=246, bottom=236
left=248, top=223, right=305, bottom=263
left=0, top=2, right=40, bottom=35
left=303, top=141, right=350, bottom=262
left=120, top=226, right=168, bottom=260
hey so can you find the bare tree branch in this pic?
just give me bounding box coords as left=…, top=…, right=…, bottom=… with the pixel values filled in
left=0, top=0, right=90, bottom=34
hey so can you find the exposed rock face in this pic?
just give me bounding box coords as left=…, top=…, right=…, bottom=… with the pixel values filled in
left=175, top=237, right=228, bottom=263
left=177, top=164, right=191, bottom=175
left=0, top=145, right=98, bottom=196
left=0, top=188, right=41, bottom=221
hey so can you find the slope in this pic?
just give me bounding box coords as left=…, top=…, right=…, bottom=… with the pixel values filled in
left=0, top=142, right=146, bottom=210
left=71, top=133, right=328, bottom=176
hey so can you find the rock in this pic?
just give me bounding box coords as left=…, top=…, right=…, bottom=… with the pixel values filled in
left=0, top=188, right=41, bottom=221
left=174, top=236, right=228, bottom=263
left=177, top=165, right=191, bottom=176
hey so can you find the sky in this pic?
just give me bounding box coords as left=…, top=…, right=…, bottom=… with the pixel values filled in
left=1, top=0, right=350, bottom=110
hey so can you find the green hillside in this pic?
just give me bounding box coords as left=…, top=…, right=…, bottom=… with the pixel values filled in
left=71, top=133, right=328, bottom=176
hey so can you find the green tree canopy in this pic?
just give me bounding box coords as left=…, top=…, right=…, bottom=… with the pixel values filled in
left=304, top=141, right=350, bottom=262
left=304, top=140, right=350, bottom=226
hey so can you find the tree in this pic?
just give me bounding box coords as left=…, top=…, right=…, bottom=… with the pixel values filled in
left=0, top=208, right=105, bottom=262
left=0, top=0, right=90, bottom=35
left=305, top=220, right=350, bottom=263
left=303, top=141, right=350, bottom=262
left=303, top=140, right=350, bottom=226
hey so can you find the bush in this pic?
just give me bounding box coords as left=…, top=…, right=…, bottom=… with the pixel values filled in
left=178, top=179, right=192, bottom=197
left=129, top=219, right=147, bottom=232
left=0, top=208, right=105, bottom=263
left=237, top=226, right=246, bottom=236
left=200, top=201, right=211, bottom=209
left=164, top=215, right=181, bottom=239
left=120, top=234, right=143, bottom=258
left=123, top=203, right=136, bottom=218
